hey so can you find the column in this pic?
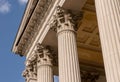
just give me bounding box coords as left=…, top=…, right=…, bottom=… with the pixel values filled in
left=51, top=6, right=82, bottom=82
left=35, top=43, right=53, bottom=82
left=95, top=0, right=120, bottom=82
left=22, top=59, right=37, bottom=82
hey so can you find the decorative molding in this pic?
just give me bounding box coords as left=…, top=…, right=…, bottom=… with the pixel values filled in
left=16, top=0, right=53, bottom=56
left=13, top=0, right=66, bottom=58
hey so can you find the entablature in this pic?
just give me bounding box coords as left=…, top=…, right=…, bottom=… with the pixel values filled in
left=12, top=0, right=54, bottom=56
left=12, top=0, right=86, bottom=57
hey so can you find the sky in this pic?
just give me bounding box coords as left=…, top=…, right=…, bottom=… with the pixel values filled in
left=0, top=0, right=27, bottom=82
left=0, top=0, right=59, bottom=82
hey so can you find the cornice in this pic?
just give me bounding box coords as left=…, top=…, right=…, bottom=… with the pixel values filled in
left=20, top=0, right=65, bottom=58
left=12, top=0, right=38, bottom=55
left=13, top=0, right=54, bottom=56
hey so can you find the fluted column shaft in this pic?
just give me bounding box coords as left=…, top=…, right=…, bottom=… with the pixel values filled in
left=36, top=44, right=53, bottom=82
left=95, top=0, right=120, bottom=82
left=53, top=6, right=82, bottom=82
left=37, top=65, right=53, bottom=82
left=58, top=30, right=81, bottom=82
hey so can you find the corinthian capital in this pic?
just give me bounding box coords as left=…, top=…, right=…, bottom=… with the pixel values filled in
left=22, top=59, right=37, bottom=82
left=51, top=6, right=83, bottom=32
left=35, top=43, right=56, bottom=66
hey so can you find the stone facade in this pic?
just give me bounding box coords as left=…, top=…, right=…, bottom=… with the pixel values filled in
left=12, top=0, right=120, bottom=82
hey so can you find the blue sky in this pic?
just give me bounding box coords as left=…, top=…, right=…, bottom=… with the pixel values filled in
left=0, top=0, right=29, bottom=82
left=0, top=0, right=59, bottom=82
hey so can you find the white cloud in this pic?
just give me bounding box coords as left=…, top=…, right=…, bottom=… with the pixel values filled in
left=18, top=0, right=28, bottom=5
left=0, top=0, right=11, bottom=14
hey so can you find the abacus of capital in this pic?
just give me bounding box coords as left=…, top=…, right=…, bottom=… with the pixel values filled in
left=12, top=0, right=120, bottom=82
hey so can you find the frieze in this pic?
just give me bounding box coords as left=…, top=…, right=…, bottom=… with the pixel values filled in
left=17, top=0, right=53, bottom=56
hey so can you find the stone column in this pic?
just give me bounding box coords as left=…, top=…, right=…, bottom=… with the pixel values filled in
left=95, top=0, right=120, bottom=82
left=22, top=59, right=37, bottom=82
left=51, top=6, right=82, bottom=82
left=35, top=43, right=53, bottom=82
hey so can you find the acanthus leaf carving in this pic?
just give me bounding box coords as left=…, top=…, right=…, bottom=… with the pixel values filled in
left=35, top=43, right=53, bottom=66
left=35, top=43, right=58, bottom=66
left=50, top=6, right=83, bottom=32
left=22, top=56, right=37, bottom=81
left=17, top=0, right=53, bottom=56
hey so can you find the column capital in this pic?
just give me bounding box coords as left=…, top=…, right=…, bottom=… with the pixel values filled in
left=35, top=43, right=56, bottom=67
left=35, top=43, right=54, bottom=82
left=50, top=6, right=83, bottom=33
left=22, top=60, right=37, bottom=82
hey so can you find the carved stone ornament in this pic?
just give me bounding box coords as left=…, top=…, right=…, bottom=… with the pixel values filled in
left=22, top=59, right=37, bottom=81
left=17, top=0, right=53, bottom=56
left=50, top=6, right=83, bottom=32
left=81, top=70, right=100, bottom=82
left=22, top=43, right=57, bottom=80
left=35, top=43, right=57, bottom=66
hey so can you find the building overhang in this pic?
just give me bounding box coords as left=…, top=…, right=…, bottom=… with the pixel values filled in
left=12, top=0, right=86, bottom=56
left=12, top=0, right=105, bottom=75
left=12, top=0, right=38, bottom=55
left=12, top=0, right=56, bottom=56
